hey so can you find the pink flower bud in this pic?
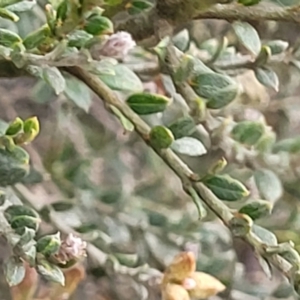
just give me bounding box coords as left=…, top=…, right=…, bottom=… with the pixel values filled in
left=53, top=233, right=87, bottom=265
left=99, top=31, right=136, bottom=59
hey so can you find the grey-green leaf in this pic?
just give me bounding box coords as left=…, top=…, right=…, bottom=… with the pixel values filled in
left=171, top=137, right=207, bottom=157
left=265, top=40, right=289, bottom=55
left=202, top=175, right=249, bottom=201
left=273, top=137, right=300, bottom=153
left=172, top=29, right=189, bottom=52
left=4, top=257, right=25, bottom=286
left=42, top=66, right=66, bottom=95
left=168, top=116, right=196, bottom=139
left=99, top=64, right=143, bottom=92
left=252, top=224, right=277, bottom=245
left=6, top=1, right=36, bottom=12
left=232, top=21, right=261, bottom=56
left=64, top=77, right=92, bottom=112
left=254, top=169, right=283, bottom=203
left=254, top=67, right=279, bottom=92
left=191, top=72, right=238, bottom=109
left=37, top=259, right=65, bottom=285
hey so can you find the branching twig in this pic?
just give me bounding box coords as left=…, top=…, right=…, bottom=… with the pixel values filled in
left=65, top=65, right=294, bottom=284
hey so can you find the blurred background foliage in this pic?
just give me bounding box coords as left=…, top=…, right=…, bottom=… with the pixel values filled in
left=2, top=0, right=300, bottom=299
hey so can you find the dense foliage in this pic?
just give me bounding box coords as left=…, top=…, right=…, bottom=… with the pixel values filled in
left=1, top=0, right=300, bottom=299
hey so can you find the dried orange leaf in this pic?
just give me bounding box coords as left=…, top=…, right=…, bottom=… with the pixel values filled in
left=163, top=252, right=196, bottom=283
left=187, top=271, right=226, bottom=298
left=162, top=283, right=190, bottom=300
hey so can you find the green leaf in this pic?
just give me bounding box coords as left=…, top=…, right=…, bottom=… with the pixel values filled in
left=255, top=131, right=276, bottom=153
left=0, top=0, right=23, bottom=7
left=4, top=257, right=25, bottom=286
left=273, top=137, right=300, bottom=153
left=0, top=28, right=22, bottom=47
left=10, top=215, right=40, bottom=231
left=149, top=126, right=174, bottom=149
left=254, top=67, right=279, bottom=91
left=238, top=0, right=261, bottom=5
left=231, top=121, right=264, bottom=146
left=37, top=259, right=65, bottom=285
left=42, top=66, right=66, bottom=95
left=168, top=116, right=196, bottom=139
left=21, top=242, right=36, bottom=266
left=99, top=64, right=143, bottom=92
left=252, top=224, right=277, bottom=245
left=6, top=0, right=36, bottom=12
left=265, top=40, right=289, bottom=55
left=8, top=146, right=30, bottom=164
left=239, top=199, right=273, bottom=220
left=64, top=77, right=92, bottom=112
left=254, top=169, right=283, bottom=203
left=127, top=0, right=153, bottom=14
left=202, top=175, right=249, bottom=201
left=191, top=72, right=239, bottom=109
left=126, top=93, right=170, bottom=115
left=51, top=201, right=74, bottom=212
left=17, top=227, right=36, bottom=246
left=84, top=15, right=113, bottom=35
left=36, top=233, right=61, bottom=256
left=110, top=105, right=134, bottom=132
left=0, top=148, right=29, bottom=186
left=4, top=205, right=38, bottom=223
left=5, top=117, right=23, bottom=136
left=171, top=137, right=207, bottom=157
left=114, top=253, right=138, bottom=267
left=193, top=58, right=213, bottom=75
left=23, top=25, right=51, bottom=50
left=0, top=7, right=19, bottom=21
left=67, top=30, right=93, bottom=48
left=232, top=21, right=261, bottom=56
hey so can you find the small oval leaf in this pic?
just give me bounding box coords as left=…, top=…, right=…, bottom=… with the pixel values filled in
left=191, top=72, right=238, bottom=109
left=126, top=93, right=170, bottom=115
left=4, top=257, right=25, bottom=287
left=252, top=224, right=277, bottom=245
left=99, top=64, right=143, bottom=92
left=231, top=121, right=264, bottom=146
left=254, top=169, right=283, bottom=203
left=171, top=137, right=207, bottom=157
left=37, top=259, right=65, bottom=285
left=254, top=67, right=279, bottom=92
left=168, top=116, right=196, bottom=139
left=202, top=175, right=249, bottom=201
left=273, top=137, right=300, bottom=153
left=232, top=21, right=261, bottom=56
left=239, top=199, right=273, bottom=220
left=150, top=126, right=174, bottom=149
